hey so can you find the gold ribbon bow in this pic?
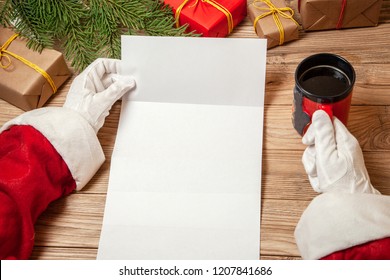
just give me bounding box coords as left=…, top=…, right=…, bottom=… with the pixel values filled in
left=252, top=0, right=299, bottom=46
left=175, top=0, right=234, bottom=35
left=0, top=33, right=57, bottom=93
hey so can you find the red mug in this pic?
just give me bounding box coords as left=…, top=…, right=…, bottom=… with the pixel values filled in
left=292, top=53, right=355, bottom=135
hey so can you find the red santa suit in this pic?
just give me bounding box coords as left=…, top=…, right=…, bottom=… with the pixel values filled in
left=0, top=58, right=135, bottom=259
left=295, top=110, right=390, bottom=260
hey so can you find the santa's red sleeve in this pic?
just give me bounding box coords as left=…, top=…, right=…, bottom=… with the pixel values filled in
left=0, top=107, right=105, bottom=259
left=295, top=192, right=390, bottom=259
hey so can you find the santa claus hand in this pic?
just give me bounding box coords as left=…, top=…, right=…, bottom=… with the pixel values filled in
left=64, top=58, right=135, bottom=133
left=301, top=110, right=379, bottom=194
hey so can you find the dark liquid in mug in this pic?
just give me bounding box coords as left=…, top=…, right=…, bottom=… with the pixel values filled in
left=299, top=65, right=351, bottom=97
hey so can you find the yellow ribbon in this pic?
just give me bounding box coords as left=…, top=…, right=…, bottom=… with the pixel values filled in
left=252, top=0, right=299, bottom=46
left=0, top=33, right=57, bottom=93
left=175, top=0, right=234, bottom=35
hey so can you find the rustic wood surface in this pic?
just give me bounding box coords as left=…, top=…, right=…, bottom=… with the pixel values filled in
left=1, top=0, right=389, bottom=260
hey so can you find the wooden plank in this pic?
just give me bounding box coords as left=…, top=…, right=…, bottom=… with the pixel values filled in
left=31, top=247, right=97, bottom=260
left=263, top=64, right=390, bottom=106
left=32, top=194, right=307, bottom=259
left=95, top=106, right=390, bottom=168
left=260, top=255, right=301, bottom=260
left=233, top=13, right=390, bottom=50
left=260, top=199, right=306, bottom=258
left=34, top=187, right=390, bottom=260
left=261, top=150, right=390, bottom=201
left=34, top=194, right=105, bottom=248
left=87, top=107, right=390, bottom=195
left=31, top=247, right=301, bottom=260
left=84, top=148, right=390, bottom=200
left=264, top=105, right=390, bottom=151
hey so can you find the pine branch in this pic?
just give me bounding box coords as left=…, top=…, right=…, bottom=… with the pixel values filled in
left=88, top=0, right=123, bottom=59
left=40, top=0, right=85, bottom=38
left=0, top=0, right=12, bottom=26
left=108, top=0, right=146, bottom=30
left=143, top=0, right=193, bottom=36
left=2, top=0, right=198, bottom=71
left=63, top=23, right=97, bottom=72
left=12, top=0, right=56, bottom=51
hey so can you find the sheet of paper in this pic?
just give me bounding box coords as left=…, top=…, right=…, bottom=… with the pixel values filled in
left=97, top=36, right=267, bottom=260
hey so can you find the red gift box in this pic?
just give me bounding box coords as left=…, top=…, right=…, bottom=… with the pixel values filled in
left=164, top=0, right=247, bottom=37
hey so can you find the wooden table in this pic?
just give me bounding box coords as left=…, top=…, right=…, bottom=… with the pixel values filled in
left=1, top=1, right=390, bottom=260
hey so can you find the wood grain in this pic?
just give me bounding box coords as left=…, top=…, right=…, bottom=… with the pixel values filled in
left=0, top=0, right=389, bottom=260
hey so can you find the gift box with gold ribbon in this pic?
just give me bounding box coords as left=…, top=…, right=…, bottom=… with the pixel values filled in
left=248, top=0, right=300, bottom=49
left=0, top=28, right=71, bottom=111
left=299, top=0, right=383, bottom=31
left=163, top=0, right=247, bottom=37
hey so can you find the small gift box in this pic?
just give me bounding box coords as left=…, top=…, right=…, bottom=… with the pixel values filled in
left=299, top=0, right=383, bottom=31
left=163, top=0, right=247, bottom=37
left=248, top=0, right=300, bottom=49
left=0, top=28, right=71, bottom=111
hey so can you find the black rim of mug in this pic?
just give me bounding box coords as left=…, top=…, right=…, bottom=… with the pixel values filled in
left=295, top=53, right=356, bottom=103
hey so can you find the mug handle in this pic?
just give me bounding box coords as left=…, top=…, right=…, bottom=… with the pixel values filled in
left=318, top=104, right=333, bottom=120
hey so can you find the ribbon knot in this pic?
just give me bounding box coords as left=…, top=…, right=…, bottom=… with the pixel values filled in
left=175, top=0, right=234, bottom=35
left=252, top=0, right=299, bottom=46
left=0, top=34, right=18, bottom=69
left=0, top=33, right=57, bottom=93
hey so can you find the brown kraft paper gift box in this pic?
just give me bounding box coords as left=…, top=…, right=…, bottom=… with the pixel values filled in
left=0, top=28, right=71, bottom=111
left=299, top=0, right=383, bottom=31
left=248, top=0, right=300, bottom=49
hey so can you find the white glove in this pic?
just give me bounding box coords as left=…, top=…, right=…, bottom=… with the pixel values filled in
left=64, top=58, right=136, bottom=133
left=302, top=110, right=380, bottom=194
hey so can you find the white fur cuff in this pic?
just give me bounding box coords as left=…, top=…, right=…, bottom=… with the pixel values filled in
left=295, top=192, right=390, bottom=259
